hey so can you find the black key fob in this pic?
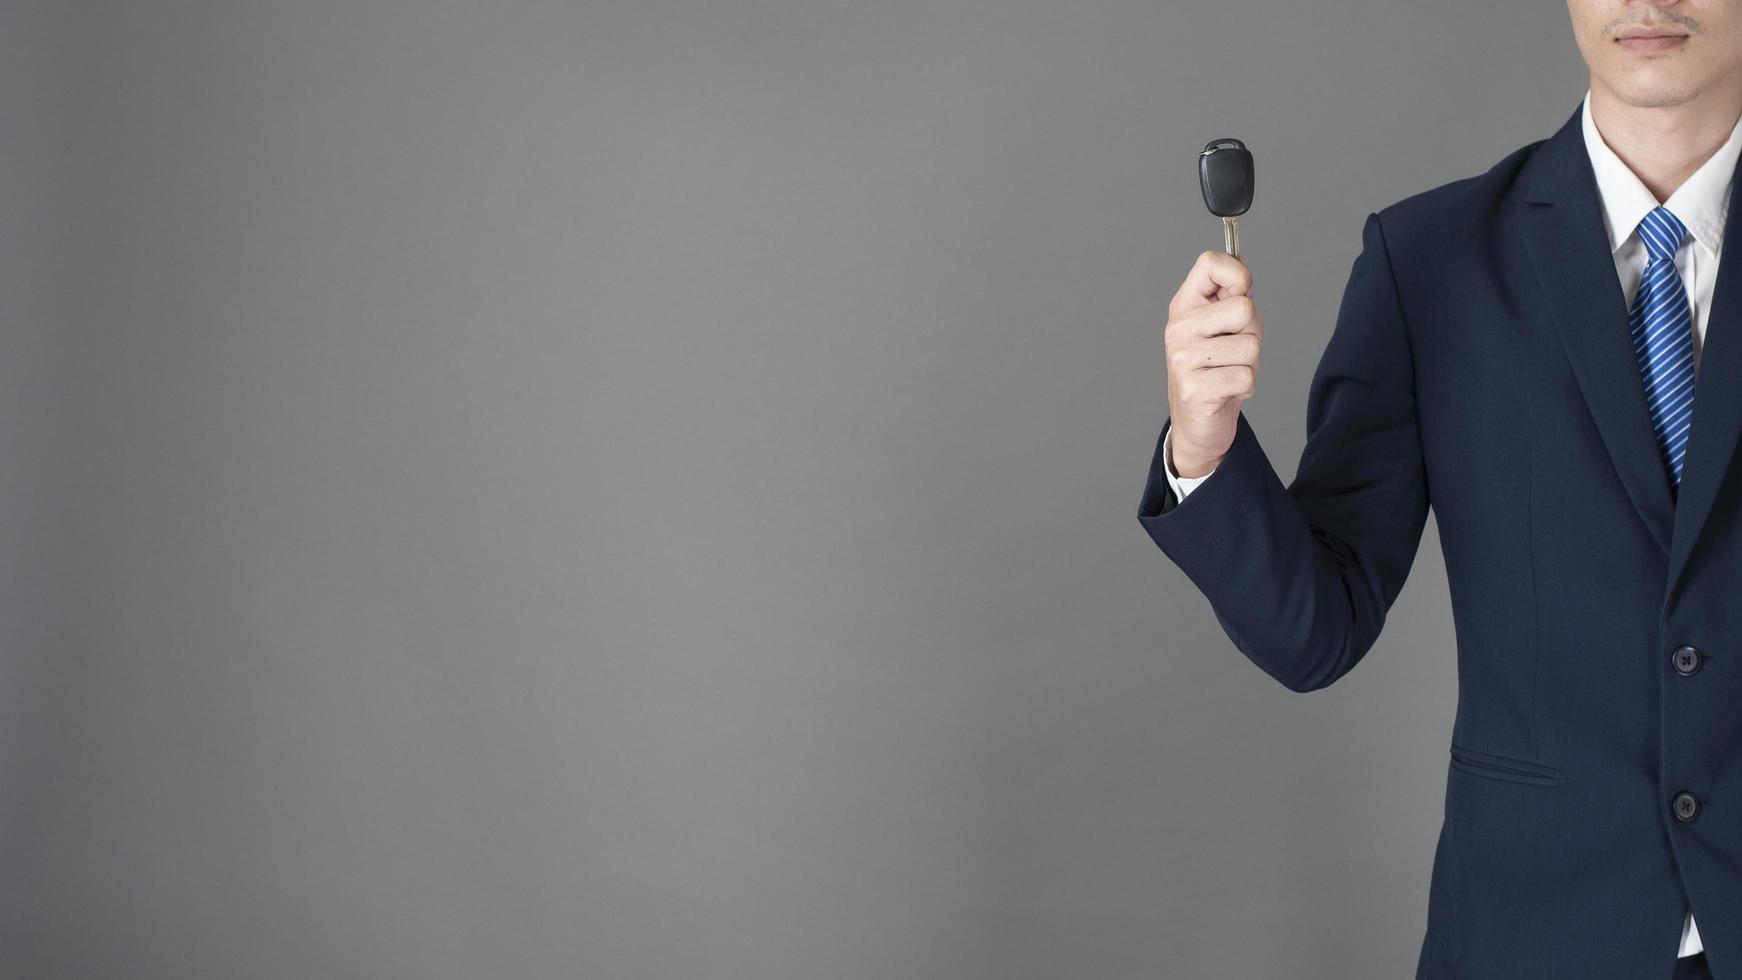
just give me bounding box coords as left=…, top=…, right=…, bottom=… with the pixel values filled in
left=1199, top=138, right=1253, bottom=216
left=1199, top=138, right=1253, bottom=256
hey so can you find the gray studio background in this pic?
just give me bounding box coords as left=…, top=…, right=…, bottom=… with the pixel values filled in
left=0, top=2, right=1581, bottom=978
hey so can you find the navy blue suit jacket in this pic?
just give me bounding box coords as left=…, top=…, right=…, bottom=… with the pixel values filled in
left=1138, top=100, right=1742, bottom=978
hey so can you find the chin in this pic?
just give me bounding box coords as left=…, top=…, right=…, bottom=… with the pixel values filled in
left=1605, top=75, right=1703, bottom=107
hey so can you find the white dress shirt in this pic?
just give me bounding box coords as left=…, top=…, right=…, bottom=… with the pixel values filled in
left=1160, top=88, right=1742, bottom=959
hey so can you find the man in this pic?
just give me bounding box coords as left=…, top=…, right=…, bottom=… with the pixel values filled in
left=1137, top=3, right=1742, bottom=978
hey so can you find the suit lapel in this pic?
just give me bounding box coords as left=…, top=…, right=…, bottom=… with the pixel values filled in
left=1519, top=99, right=1742, bottom=601
left=1666, top=150, right=1742, bottom=601
left=1520, top=103, right=1676, bottom=558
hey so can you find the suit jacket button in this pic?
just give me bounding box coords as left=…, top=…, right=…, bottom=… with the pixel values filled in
left=1673, top=645, right=1703, bottom=675
left=1673, top=791, right=1701, bottom=822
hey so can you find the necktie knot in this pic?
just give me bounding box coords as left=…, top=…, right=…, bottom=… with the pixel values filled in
left=1638, top=205, right=1689, bottom=262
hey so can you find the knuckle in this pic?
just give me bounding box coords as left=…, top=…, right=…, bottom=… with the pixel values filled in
left=1168, top=345, right=1195, bottom=376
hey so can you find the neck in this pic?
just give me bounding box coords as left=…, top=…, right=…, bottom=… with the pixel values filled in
left=1587, top=75, right=1742, bottom=201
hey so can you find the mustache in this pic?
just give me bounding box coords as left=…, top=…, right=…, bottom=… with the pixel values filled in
left=1607, top=11, right=1702, bottom=36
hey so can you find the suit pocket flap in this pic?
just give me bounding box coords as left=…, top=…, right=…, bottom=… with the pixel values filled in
left=1448, top=742, right=1562, bottom=786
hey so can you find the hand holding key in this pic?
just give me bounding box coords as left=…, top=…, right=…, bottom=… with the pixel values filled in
left=1159, top=138, right=1260, bottom=479
left=1164, top=140, right=1259, bottom=479
left=1164, top=247, right=1260, bottom=477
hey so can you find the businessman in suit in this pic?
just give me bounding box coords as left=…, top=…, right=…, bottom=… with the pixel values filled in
left=1137, top=3, right=1742, bottom=978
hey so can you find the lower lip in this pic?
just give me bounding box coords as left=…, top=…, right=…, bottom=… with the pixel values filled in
left=1619, top=35, right=1689, bottom=52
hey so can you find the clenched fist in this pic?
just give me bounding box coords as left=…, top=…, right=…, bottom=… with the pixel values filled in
left=1165, top=249, right=1262, bottom=478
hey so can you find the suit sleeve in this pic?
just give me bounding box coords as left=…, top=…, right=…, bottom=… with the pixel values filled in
left=1135, top=211, right=1430, bottom=693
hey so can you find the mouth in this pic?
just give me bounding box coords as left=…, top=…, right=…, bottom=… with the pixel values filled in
left=1617, top=32, right=1689, bottom=53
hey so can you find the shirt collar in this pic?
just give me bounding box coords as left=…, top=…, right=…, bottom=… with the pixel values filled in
left=1581, top=87, right=1742, bottom=256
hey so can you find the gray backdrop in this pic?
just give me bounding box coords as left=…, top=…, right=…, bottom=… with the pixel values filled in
left=1, top=2, right=1581, bottom=977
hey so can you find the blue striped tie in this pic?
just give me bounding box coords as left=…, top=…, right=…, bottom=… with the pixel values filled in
left=1630, top=205, right=1697, bottom=497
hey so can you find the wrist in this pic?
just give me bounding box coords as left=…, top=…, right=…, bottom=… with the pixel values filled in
left=1168, top=440, right=1221, bottom=479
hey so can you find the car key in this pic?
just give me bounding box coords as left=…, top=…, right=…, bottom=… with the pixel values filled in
left=1199, top=138, right=1254, bottom=258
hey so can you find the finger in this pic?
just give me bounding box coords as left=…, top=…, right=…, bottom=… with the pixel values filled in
left=1173, top=249, right=1252, bottom=313
left=1173, top=332, right=1261, bottom=373
left=1173, top=362, right=1256, bottom=402
left=1200, top=363, right=1257, bottom=399
left=1176, top=293, right=1261, bottom=340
